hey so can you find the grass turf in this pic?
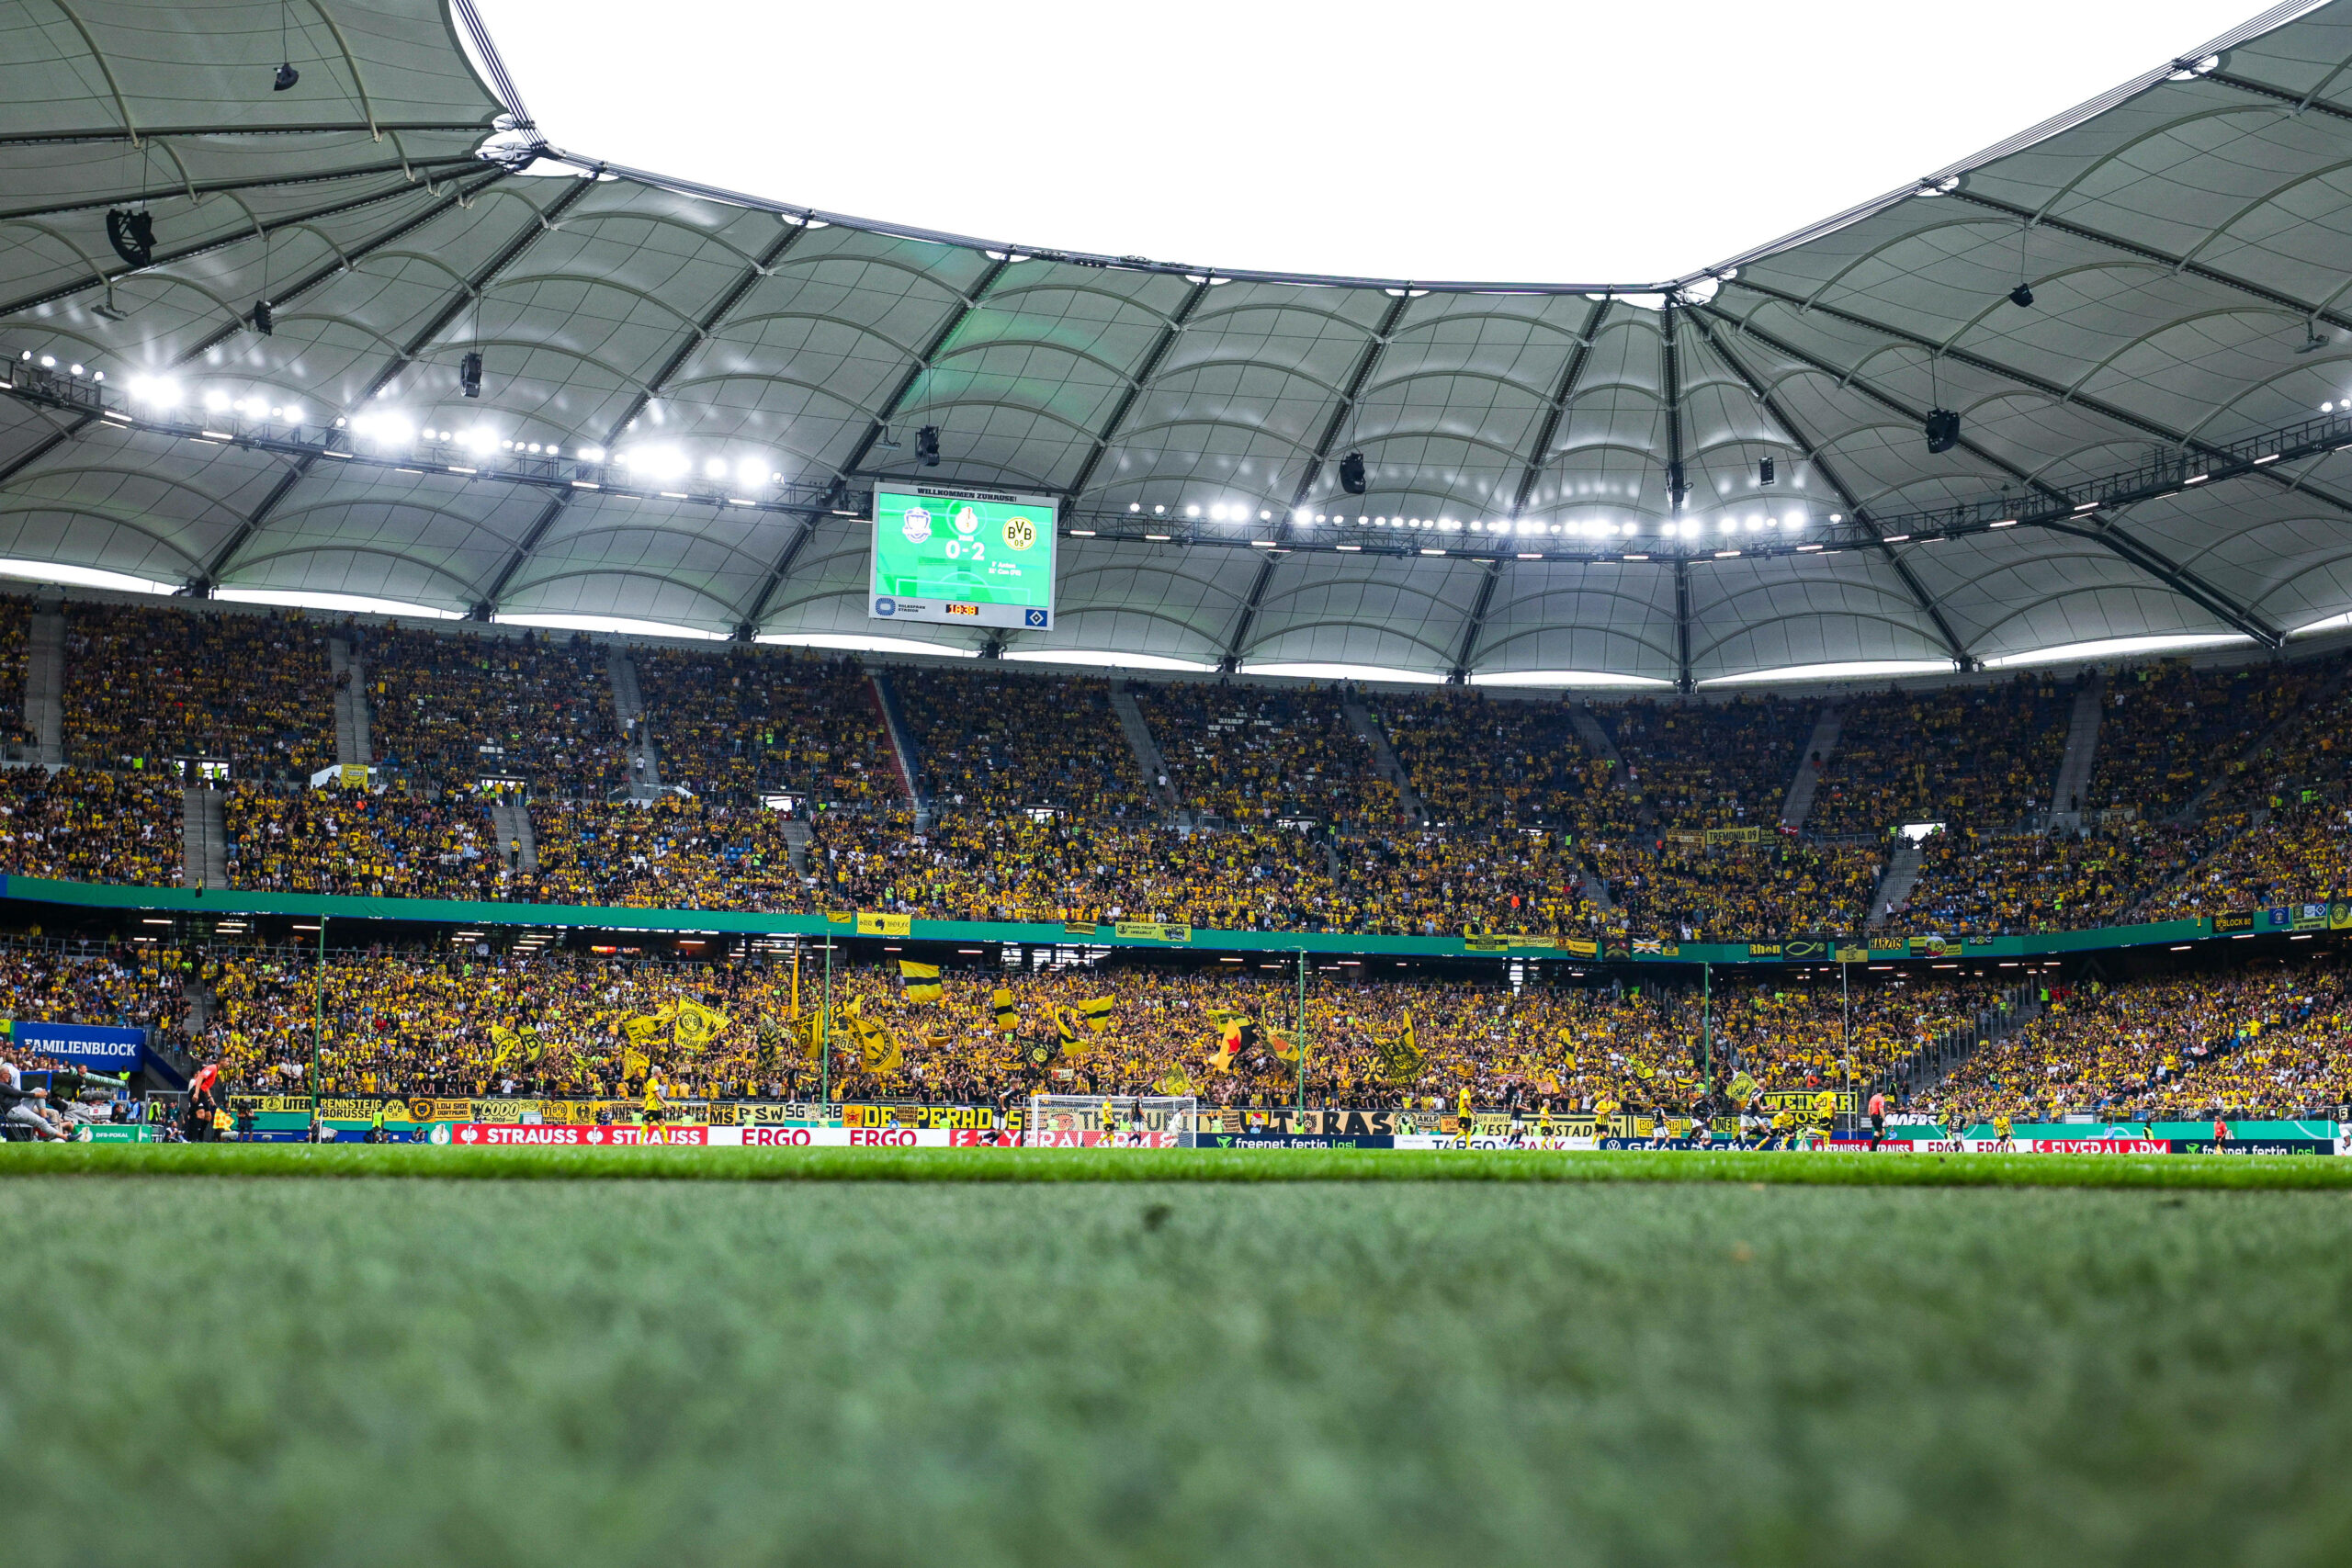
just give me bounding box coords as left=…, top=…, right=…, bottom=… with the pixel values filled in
left=6, top=1163, right=2352, bottom=1564
left=6, top=1140, right=2352, bottom=1188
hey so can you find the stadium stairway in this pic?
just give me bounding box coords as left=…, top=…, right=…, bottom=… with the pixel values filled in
left=1568, top=705, right=1627, bottom=781
left=488, top=794, right=538, bottom=873
left=2044, top=675, right=2104, bottom=828
left=327, top=637, right=372, bottom=766
left=1109, top=682, right=1182, bottom=818
left=781, top=818, right=811, bottom=876
left=1778, top=705, right=1842, bottom=830
left=866, top=669, right=931, bottom=832
left=25, top=599, right=62, bottom=765
left=181, top=786, right=227, bottom=889
left=1866, top=834, right=1928, bottom=931
left=605, top=648, right=664, bottom=802
left=1340, top=692, right=1430, bottom=826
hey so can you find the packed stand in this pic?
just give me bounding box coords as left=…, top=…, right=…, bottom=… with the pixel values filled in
left=62, top=602, right=334, bottom=779
left=222, top=782, right=515, bottom=900
left=529, top=796, right=806, bottom=911
left=1605, top=840, right=1883, bottom=944
left=1809, top=675, right=2070, bottom=836
left=2086, top=657, right=2336, bottom=821
left=0, top=592, right=28, bottom=750
left=0, top=766, right=183, bottom=886
left=1138, top=683, right=1396, bottom=829
left=900, top=666, right=1149, bottom=819
left=636, top=644, right=898, bottom=807
left=364, top=625, right=623, bottom=796
left=1891, top=825, right=2181, bottom=936
left=1379, top=692, right=1621, bottom=831
left=1924, top=954, right=2351, bottom=1125
left=1611, top=694, right=1812, bottom=830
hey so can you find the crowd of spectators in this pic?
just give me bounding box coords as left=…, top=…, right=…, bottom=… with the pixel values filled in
left=1381, top=693, right=1621, bottom=831
left=1923, top=954, right=2350, bottom=1124
left=636, top=645, right=895, bottom=807
left=1605, top=840, right=1883, bottom=942
left=2086, top=658, right=2336, bottom=820
left=902, top=667, right=1148, bottom=819
left=530, top=797, right=805, bottom=911
left=0, top=766, right=184, bottom=886
left=186, top=941, right=1987, bottom=1112
left=1611, top=694, right=1812, bottom=830
left=1139, top=683, right=1396, bottom=829
left=1891, top=825, right=2173, bottom=936
left=62, top=603, right=334, bottom=779
left=222, top=782, right=514, bottom=900
left=0, top=592, right=28, bottom=750
left=1810, top=675, right=2070, bottom=835
left=364, top=625, right=623, bottom=796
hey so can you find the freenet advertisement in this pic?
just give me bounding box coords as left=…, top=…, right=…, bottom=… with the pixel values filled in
left=869, top=484, right=1057, bottom=631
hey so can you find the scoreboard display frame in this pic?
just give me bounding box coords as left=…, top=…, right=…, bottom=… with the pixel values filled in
left=867, top=483, right=1057, bottom=631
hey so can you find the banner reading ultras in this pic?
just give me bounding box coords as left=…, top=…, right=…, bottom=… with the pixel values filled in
left=870, top=484, right=1057, bottom=630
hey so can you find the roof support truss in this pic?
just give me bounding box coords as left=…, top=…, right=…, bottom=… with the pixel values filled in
left=1065, top=276, right=1209, bottom=504
left=477, top=217, right=812, bottom=615
left=1687, top=308, right=1971, bottom=664
left=1221, top=292, right=1415, bottom=670
left=1705, top=304, right=2285, bottom=647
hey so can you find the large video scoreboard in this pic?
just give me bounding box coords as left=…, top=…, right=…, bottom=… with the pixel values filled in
left=868, top=484, right=1057, bottom=631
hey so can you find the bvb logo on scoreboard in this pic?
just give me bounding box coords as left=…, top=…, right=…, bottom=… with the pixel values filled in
left=1001, top=514, right=1037, bottom=550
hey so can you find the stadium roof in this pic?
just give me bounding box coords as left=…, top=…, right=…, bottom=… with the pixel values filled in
left=5, top=0, right=2352, bottom=684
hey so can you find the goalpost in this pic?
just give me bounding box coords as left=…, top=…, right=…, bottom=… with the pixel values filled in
left=1023, top=1094, right=1201, bottom=1148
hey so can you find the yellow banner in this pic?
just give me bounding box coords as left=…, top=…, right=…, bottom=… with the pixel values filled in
left=854, top=912, right=912, bottom=936
left=1112, top=921, right=1191, bottom=942
left=338, top=763, right=369, bottom=788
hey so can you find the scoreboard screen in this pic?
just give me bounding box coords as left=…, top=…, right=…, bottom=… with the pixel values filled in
left=868, top=484, right=1057, bottom=631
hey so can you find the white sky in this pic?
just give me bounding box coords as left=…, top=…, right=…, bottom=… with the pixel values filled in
left=471, top=0, right=2280, bottom=283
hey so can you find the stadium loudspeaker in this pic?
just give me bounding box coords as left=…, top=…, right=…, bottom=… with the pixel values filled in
left=459, top=350, right=483, bottom=399
left=1924, top=409, right=1961, bottom=454
left=1758, top=457, right=1775, bottom=486
left=106, top=209, right=154, bottom=268
left=249, top=299, right=274, bottom=336
left=274, top=62, right=300, bottom=92
left=2009, top=283, right=2034, bottom=308
left=1338, top=451, right=1368, bottom=494
left=916, top=425, right=941, bottom=467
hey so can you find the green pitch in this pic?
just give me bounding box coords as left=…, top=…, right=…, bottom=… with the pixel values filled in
left=6, top=1152, right=2352, bottom=1565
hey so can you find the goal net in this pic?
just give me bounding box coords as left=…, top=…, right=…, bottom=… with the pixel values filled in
left=1023, top=1095, right=1200, bottom=1148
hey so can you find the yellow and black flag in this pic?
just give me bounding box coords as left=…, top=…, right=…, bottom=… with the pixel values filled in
left=991, top=987, right=1019, bottom=1032
left=489, top=1023, right=522, bottom=1069
left=899, top=960, right=943, bottom=1005
left=1077, top=996, right=1114, bottom=1033
left=1371, top=1010, right=1425, bottom=1086
left=673, top=998, right=729, bottom=1053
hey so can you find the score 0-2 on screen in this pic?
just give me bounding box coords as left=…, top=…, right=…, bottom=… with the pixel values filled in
left=868, top=484, right=1057, bottom=630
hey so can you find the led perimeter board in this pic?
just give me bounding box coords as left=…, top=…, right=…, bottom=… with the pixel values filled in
left=869, top=484, right=1057, bottom=631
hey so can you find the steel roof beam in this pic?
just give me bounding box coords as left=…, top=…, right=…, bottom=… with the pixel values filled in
left=1674, top=558, right=1693, bottom=693
left=1687, top=308, right=1971, bottom=664
left=1706, top=306, right=2285, bottom=647
left=1220, top=292, right=1415, bottom=670
left=0, top=168, right=507, bottom=493
left=0, top=153, right=481, bottom=227
left=741, top=256, right=1012, bottom=631
left=477, top=219, right=811, bottom=614
left=1064, top=276, right=1210, bottom=504
left=1510, top=298, right=1609, bottom=518
left=1941, top=186, right=2352, bottom=339
left=0, top=122, right=494, bottom=148
left=199, top=176, right=590, bottom=587
left=1727, top=275, right=2352, bottom=529
left=0, top=173, right=509, bottom=321
left=1449, top=556, right=1502, bottom=682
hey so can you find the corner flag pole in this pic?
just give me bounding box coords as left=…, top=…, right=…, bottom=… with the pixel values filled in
left=1295, top=947, right=1307, bottom=1113
left=310, top=914, right=327, bottom=1116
